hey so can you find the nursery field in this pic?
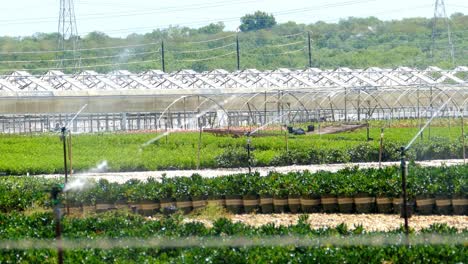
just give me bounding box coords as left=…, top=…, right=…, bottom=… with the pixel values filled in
left=1, top=119, right=467, bottom=263
left=1, top=165, right=467, bottom=263
left=1, top=119, right=467, bottom=175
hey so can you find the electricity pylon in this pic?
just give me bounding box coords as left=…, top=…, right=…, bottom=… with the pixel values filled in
left=430, top=0, right=455, bottom=65
left=57, top=0, right=81, bottom=71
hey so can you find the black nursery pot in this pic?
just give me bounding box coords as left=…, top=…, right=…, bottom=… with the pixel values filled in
left=191, top=196, right=207, bottom=210
left=207, top=195, right=225, bottom=207
left=376, top=197, right=393, bottom=214
left=354, top=194, right=375, bottom=214
left=243, top=194, right=259, bottom=214
left=160, top=198, right=176, bottom=215
left=259, top=195, right=274, bottom=214
left=300, top=195, right=321, bottom=213
left=138, top=200, right=160, bottom=216
left=435, top=196, right=452, bottom=215
left=288, top=195, right=301, bottom=214
left=320, top=195, right=338, bottom=213
left=225, top=195, right=244, bottom=214
left=451, top=195, right=468, bottom=215
left=415, top=196, right=435, bottom=215
left=399, top=200, right=414, bottom=218
left=176, top=197, right=193, bottom=214
left=273, top=195, right=288, bottom=213
left=95, top=200, right=115, bottom=213
left=337, top=196, right=354, bottom=214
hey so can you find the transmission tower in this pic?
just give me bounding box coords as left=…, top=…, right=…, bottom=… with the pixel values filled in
left=430, top=0, right=455, bottom=65
left=57, top=0, right=81, bottom=70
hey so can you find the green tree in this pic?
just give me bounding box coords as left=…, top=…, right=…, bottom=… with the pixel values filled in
left=239, top=11, right=277, bottom=32
left=198, top=22, right=225, bottom=34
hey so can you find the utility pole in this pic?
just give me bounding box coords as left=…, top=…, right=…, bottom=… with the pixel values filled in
left=161, top=41, right=166, bottom=72
left=236, top=35, right=240, bottom=71
left=57, top=0, right=81, bottom=71
left=307, top=32, right=312, bottom=68
left=431, top=0, right=455, bottom=65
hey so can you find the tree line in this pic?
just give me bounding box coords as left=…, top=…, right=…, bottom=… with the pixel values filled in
left=0, top=11, right=466, bottom=73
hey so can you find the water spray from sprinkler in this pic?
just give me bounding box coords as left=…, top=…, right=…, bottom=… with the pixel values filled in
left=399, top=97, right=452, bottom=237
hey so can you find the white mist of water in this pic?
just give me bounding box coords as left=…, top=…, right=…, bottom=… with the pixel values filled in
left=139, top=94, right=238, bottom=150
left=63, top=160, right=108, bottom=192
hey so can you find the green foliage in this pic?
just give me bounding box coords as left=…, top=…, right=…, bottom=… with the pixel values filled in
left=214, top=147, right=253, bottom=168
left=1, top=123, right=465, bottom=175
left=0, top=212, right=466, bottom=263
left=2, top=164, right=467, bottom=212
left=2, top=14, right=467, bottom=73
left=240, top=11, right=277, bottom=32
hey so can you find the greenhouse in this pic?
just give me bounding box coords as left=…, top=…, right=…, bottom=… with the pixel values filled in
left=0, top=66, right=467, bottom=133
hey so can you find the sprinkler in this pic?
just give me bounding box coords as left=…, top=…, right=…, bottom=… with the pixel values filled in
left=245, top=132, right=252, bottom=174
left=400, top=97, right=452, bottom=237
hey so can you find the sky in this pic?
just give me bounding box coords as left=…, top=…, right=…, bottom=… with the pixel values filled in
left=0, top=0, right=467, bottom=37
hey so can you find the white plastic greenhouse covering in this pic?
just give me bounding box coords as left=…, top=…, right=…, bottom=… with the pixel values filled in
left=0, top=66, right=467, bottom=133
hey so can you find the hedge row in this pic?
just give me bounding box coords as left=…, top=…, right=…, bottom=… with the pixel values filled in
left=0, top=131, right=465, bottom=175
left=0, top=211, right=466, bottom=263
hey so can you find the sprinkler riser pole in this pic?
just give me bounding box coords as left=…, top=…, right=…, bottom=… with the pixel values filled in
left=61, top=127, right=68, bottom=183
left=400, top=147, right=409, bottom=236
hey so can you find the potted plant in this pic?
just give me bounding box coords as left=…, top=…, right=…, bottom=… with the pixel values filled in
left=206, top=177, right=225, bottom=208
left=317, top=171, right=338, bottom=213
left=284, top=173, right=301, bottom=214
left=452, top=176, right=467, bottom=215
left=94, top=179, right=117, bottom=213
left=413, top=176, right=435, bottom=215
left=269, top=173, right=289, bottom=213
left=160, top=177, right=177, bottom=215
left=241, top=173, right=261, bottom=214
left=353, top=170, right=375, bottom=214
left=135, top=178, right=161, bottom=216
left=221, top=175, right=244, bottom=214
left=337, top=185, right=355, bottom=214
left=189, top=174, right=208, bottom=211
left=258, top=176, right=273, bottom=214
left=374, top=174, right=397, bottom=214
left=173, top=177, right=193, bottom=214
left=299, top=174, right=321, bottom=213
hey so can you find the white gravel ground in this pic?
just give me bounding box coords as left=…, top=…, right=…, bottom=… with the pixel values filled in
left=227, top=214, right=468, bottom=232
left=39, top=159, right=466, bottom=183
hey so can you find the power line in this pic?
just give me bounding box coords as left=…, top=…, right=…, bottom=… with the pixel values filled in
left=0, top=50, right=159, bottom=64
left=168, top=43, right=235, bottom=54
left=177, top=51, right=236, bottom=62
left=1, top=59, right=159, bottom=72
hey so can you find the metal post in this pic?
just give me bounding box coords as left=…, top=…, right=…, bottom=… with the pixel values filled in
left=462, top=112, right=466, bottom=164
left=357, top=88, right=361, bottom=121
left=366, top=121, right=370, bottom=141
left=379, top=128, right=384, bottom=168
left=61, top=127, right=68, bottom=184
left=307, top=31, right=312, bottom=68
left=68, top=131, right=72, bottom=177
left=51, top=186, right=63, bottom=264
left=247, top=135, right=252, bottom=174
left=161, top=41, right=166, bottom=72
left=264, top=91, right=267, bottom=126
left=197, top=121, right=202, bottom=170
left=236, top=34, right=240, bottom=70
left=344, top=88, right=348, bottom=122
left=400, top=147, right=409, bottom=236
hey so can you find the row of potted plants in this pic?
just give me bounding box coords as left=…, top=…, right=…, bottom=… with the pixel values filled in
left=1, top=164, right=466, bottom=215
left=70, top=193, right=467, bottom=216
left=61, top=165, right=467, bottom=215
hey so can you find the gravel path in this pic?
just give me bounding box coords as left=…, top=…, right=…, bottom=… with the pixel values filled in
left=186, top=214, right=468, bottom=232
left=39, top=159, right=466, bottom=183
